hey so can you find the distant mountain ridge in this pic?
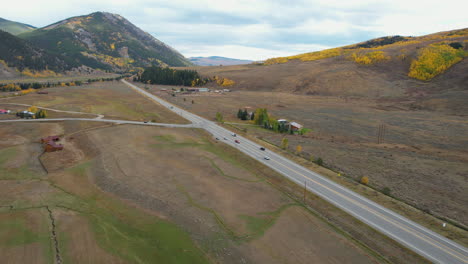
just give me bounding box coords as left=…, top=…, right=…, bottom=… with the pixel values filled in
left=189, top=56, right=253, bottom=66
left=17, top=12, right=192, bottom=71
left=0, top=17, right=36, bottom=35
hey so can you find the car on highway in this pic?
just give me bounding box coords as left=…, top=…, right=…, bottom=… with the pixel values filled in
left=215, top=137, right=219, bottom=140
left=260, top=147, right=266, bottom=151
left=144, top=121, right=148, bottom=123
left=235, top=140, right=240, bottom=144
left=223, top=137, right=227, bottom=140
left=232, top=133, right=237, bottom=137
left=264, top=156, right=270, bottom=160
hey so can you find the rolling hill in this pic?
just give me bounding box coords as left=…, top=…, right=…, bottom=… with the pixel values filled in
left=187, top=28, right=468, bottom=114
left=18, top=12, right=192, bottom=71
left=0, top=29, right=74, bottom=76
left=189, top=56, right=253, bottom=66
left=0, top=17, right=36, bottom=35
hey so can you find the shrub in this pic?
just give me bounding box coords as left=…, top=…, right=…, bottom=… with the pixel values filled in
left=382, top=187, right=391, bottom=196
left=351, top=51, right=390, bottom=65
left=315, top=157, right=323, bottom=166
left=360, top=176, right=369, bottom=185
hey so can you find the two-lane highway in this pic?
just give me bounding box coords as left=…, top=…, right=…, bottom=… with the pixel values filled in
left=122, top=79, right=468, bottom=264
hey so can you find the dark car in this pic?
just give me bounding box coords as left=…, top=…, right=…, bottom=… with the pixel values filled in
left=260, top=147, right=265, bottom=151
left=235, top=140, right=240, bottom=144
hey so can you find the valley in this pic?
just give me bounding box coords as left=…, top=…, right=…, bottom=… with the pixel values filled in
left=0, top=8, right=467, bottom=264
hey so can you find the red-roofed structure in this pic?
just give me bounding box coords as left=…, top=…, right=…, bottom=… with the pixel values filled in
left=41, top=136, right=63, bottom=152
left=41, top=136, right=60, bottom=144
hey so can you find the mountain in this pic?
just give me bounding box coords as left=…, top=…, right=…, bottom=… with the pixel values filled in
left=189, top=56, right=253, bottom=66
left=18, top=12, right=192, bottom=71
left=190, top=28, right=467, bottom=114
left=0, top=29, right=74, bottom=75
left=0, top=17, right=36, bottom=35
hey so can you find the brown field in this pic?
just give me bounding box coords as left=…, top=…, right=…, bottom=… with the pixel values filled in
left=0, top=119, right=428, bottom=263
left=143, top=85, right=468, bottom=232
left=0, top=81, right=189, bottom=123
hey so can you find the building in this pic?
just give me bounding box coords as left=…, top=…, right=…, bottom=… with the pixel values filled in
left=198, top=88, right=210, bottom=92
left=0, top=109, right=10, bottom=114
left=16, top=111, right=35, bottom=118
left=277, top=119, right=288, bottom=124
left=44, top=141, right=63, bottom=152
left=41, top=135, right=63, bottom=152
left=41, top=136, right=60, bottom=144
left=289, top=122, right=303, bottom=131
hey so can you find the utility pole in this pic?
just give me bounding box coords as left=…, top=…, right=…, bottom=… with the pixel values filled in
left=377, top=124, right=386, bottom=144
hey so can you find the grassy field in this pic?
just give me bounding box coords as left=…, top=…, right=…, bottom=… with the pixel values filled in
left=0, top=120, right=421, bottom=263
left=0, top=122, right=209, bottom=264
left=0, top=73, right=120, bottom=83
left=0, top=81, right=188, bottom=123
left=139, top=84, right=468, bottom=241
left=81, top=124, right=428, bottom=263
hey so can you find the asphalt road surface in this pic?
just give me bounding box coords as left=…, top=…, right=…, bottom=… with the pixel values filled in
left=122, top=79, right=468, bottom=264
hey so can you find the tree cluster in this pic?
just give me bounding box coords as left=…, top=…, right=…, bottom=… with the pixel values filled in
left=138, top=66, right=208, bottom=86
left=408, top=43, right=466, bottom=81
left=237, top=109, right=252, bottom=120
left=0, top=76, right=123, bottom=92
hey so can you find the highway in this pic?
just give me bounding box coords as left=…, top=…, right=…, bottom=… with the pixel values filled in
left=122, top=79, right=468, bottom=264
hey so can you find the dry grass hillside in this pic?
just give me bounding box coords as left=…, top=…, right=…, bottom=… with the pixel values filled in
left=184, top=29, right=467, bottom=114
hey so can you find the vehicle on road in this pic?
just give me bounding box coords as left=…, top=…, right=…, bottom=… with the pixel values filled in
left=235, top=140, right=240, bottom=144
left=232, top=133, right=236, bottom=137
left=215, top=137, right=219, bottom=140
left=170, top=106, right=173, bottom=109
left=223, top=137, right=227, bottom=140
left=264, top=156, right=270, bottom=160
left=260, top=147, right=266, bottom=151
left=144, top=121, right=148, bottom=123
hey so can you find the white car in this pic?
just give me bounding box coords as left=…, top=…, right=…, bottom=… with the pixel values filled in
left=232, top=133, right=237, bottom=137
left=264, top=156, right=270, bottom=160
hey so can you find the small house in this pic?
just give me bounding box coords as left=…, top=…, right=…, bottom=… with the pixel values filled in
left=41, top=136, right=60, bottom=144
left=289, top=122, right=303, bottom=131
left=45, top=141, right=63, bottom=152
left=16, top=111, right=35, bottom=119
left=277, top=119, right=288, bottom=124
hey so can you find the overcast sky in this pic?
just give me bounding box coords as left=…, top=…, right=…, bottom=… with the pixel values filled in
left=3, top=0, right=467, bottom=60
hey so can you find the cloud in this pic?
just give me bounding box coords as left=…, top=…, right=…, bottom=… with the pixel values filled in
left=3, top=0, right=467, bottom=60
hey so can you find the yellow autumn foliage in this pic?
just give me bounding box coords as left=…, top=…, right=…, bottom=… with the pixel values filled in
left=408, top=43, right=466, bottom=81
left=27, top=105, right=38, bottom=113
left=351, top=51, right=390, bottom=65
left=264, top=48, right=342, bottom=65
left=214, top=77, right=235, bottom=86
left=21, top=69, right=58, bottom=78
left=21, top=89, right=35, bottom=95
